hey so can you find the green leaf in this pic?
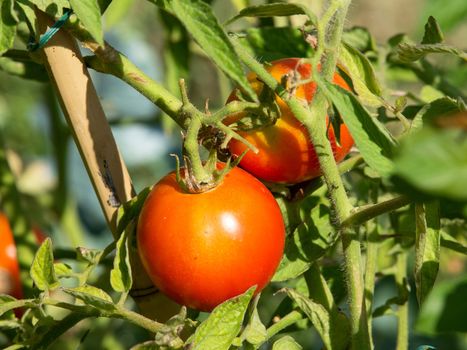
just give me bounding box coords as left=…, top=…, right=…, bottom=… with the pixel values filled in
left=272, top=335, right=302, bottom=350
left=54, top=262, right=74, bottom=278
left=236, top=27, right=314, bottom=62
left=419, top=0, right=467, bottom=33
left=76, top=246, right=104, bottom=264
left=158, top=0, right=256, bottom=101
left=421, top=16, right=444, bottom=45
left=0, top=320, right=22, bottom=330
left=243, top=307, right=266, bottom=347
left=342, top=26, right=377, bottom=53
left=103, top=0, right=134, bottom=28
left=0, top=0, right=17, bottom=55
left=69, top=0, right=104, bottom=45
left=397, top=43, right=467, bottom=63
left=284, top=288, right=341, bottom=350
left=0, top=57, right=49, bottom=81
left=0, top=297, right=34, bottom=317
left=323, top=82, right=397, bottom=177
left=188, top=287, right=255, bottom=350
left=116, top=187, right=150, bottom=235
left=63, top=285, right=116, bottom=312
left=414, top=202, right=440, bottom=306
left=273, top=196, right=335, bottom=282
left=110, top=227, right=133, bottom=293
left=25, top=0, right=71, bottom=17
left=338, top=43, right=383, bottom=107
left=393, top=127, right=467, bottom=200
left=415, top=275, right=467, bottom=334
left=410, top=97, right=463, bottom=132
left=226, top=3, right=311, bottom=25
left=30, top=238, right=59, bottom=291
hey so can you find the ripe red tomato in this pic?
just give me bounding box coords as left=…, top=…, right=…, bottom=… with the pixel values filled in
left=0, top=212, right=23, bottom=300
left=137, top=165, right=285, bottom=312
left=227, top=58, right=354, bottom=184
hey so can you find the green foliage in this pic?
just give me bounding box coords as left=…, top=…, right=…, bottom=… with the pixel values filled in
left=30, top=238, right=59, bottom=292
left=69, top=0, right=104, bottom=45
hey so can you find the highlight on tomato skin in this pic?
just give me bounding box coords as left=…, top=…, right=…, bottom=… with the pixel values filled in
left=226, top=57, right=355, bottom=184
left=136, top=165, right=286, bottom=312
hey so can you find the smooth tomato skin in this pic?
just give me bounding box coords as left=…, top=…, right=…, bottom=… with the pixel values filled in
left=228, top=58, right=354, bottom=184
left=137, top=166, right=285, bottom=312
left=0, top=212, right=23, bottom=300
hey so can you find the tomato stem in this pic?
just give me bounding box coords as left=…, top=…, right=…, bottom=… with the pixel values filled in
left=395, top=251, right=409, bottom=350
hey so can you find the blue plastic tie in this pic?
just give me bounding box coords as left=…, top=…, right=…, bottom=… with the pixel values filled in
left=28, top=9, right=73, bottom=51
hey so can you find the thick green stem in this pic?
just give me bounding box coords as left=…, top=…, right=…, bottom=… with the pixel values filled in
left=364, top=224, right=378, bottom=347
left=84, top=46, right=184, bottom=128
left=266, top=311, right=304, bottom=340
left=342, top=196, right=411, bottom=227
left=395, top=252, right=409, bottom=350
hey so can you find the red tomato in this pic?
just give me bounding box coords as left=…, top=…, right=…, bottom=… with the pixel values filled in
left=137, top=165, right=285, bottom=311
left=227, top=58, right=354, bottom=184
left=0, top=212, right=23, bottom=300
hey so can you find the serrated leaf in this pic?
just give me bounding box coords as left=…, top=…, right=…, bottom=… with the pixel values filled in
left=110, top=227, right=133, bottom=293
left=338, top=42, right=383, bottom=107
left=323, top=82, right=397, bottom=176
left=394, top=127, right=467, bottom=200
left=226, top=3, right=312, bottom=25
left=414, top=202, right=440, bottom=306
left=30, top=238, right=59, bottom=291
left=69, top=0, right=104, bottom=45
left=421, top=16, right=444, bottom=45
left=284, top=288, right=340, bottom=350
left=0, top=0, right=17, bottom=55
left=63, top=285, right=116, bottom=312
left=161, top=0, right=256, bottom=101
left=272, top=335, right=302, bottom=350
left=397, top=43, right=467, bottom=63
left=236, top=27, right=313, bottom=63
left=188, top=287, right=255, bottom=350
left=26, top=0, right=70, bottom=17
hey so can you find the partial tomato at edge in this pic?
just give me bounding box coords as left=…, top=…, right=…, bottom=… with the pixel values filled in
left=137, top=165, right=285, bottom=312
left=227, top=57, right=354, bottom=184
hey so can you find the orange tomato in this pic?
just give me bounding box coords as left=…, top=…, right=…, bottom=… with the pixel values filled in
left=137, top=165, right=285, bottom=311
left=227, top=58, right=354, bottom=184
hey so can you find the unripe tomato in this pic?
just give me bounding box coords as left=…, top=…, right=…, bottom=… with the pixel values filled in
left=137, top=166, right=285, bottom=311
left=227, top=58, right=354, bottom=184
left=0, top=212, right=23, bottom=300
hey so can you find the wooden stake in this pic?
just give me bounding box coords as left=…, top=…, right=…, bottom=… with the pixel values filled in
left=35, top=9, right=179, bottom=320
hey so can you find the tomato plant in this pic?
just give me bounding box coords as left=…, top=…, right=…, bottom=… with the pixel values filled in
left=227, top=58, right=354, bottom=184
left=137, top=165, right=285, bottom=311
left=0, top=212, right=23, bottom=300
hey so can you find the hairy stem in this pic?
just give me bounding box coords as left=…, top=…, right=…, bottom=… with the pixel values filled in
left=266, top=311, right=304, bottom=340
left=342, top=195, right=411, bottom=227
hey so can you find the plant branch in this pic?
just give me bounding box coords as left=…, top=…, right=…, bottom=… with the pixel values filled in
left=342, top=195, right=411, bottom=227
left=395, top=252, right=409, bottom=350
left=266, top=311, right=304, bottom=340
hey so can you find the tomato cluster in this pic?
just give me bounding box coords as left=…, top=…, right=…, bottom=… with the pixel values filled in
left=227, top=58, right=354, bottom=184
left=137, top=58, right=354, bottom=312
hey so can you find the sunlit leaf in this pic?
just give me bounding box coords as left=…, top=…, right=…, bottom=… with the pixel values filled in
left=272, top=335, right=302, bottom=350
left=69, top=0, right=104, bottom=45
left=0, top=0, right=16, bottom=55
left=30, top=238, right=59, bottom=291
left=110, top=227, right=133, bottom=293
